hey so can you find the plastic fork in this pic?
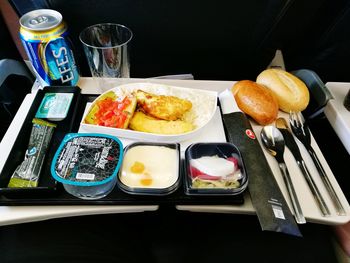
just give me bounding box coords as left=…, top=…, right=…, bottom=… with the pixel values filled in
left=289, top=111, right=346, bottom=216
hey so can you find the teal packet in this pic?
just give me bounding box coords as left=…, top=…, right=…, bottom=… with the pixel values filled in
left=35, top=93, right=74, bottom=121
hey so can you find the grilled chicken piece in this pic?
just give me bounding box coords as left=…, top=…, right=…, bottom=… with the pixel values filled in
left=135, top=90, right=192, bottom=121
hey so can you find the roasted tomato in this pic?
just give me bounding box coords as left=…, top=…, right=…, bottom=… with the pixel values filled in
left=85, top=93, right=137, bottom=129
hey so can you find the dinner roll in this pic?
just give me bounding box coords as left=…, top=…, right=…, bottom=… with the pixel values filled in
left=232, top=80, right=279, bottom=125
left=256, top=69, right=310, bottom=112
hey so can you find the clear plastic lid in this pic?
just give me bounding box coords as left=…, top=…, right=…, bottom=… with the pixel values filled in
left=184, top=142, right=248, bottom=195
left=117, top=142, right=180, bottom=195
left=51, top=133, right=123, bottom=186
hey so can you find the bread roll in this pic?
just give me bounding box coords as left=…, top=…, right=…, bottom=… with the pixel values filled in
left=256, top=69, right=310, bottom=112
left=231, top=80, right=279, bottom=125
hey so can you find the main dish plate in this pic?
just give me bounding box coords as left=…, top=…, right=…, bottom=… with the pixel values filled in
left=80, top=83, right=218, bottom=142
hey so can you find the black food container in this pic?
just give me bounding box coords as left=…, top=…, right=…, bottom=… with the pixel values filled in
left=184, top=142, right=248, bottom=196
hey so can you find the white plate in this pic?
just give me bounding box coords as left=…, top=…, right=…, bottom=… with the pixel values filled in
left=80, top=83, right=218, bottom=142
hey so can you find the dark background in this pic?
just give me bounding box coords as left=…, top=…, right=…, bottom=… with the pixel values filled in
left=1, top=0, right=350, bottom=262
left=5, top=0, right=350, bottom=82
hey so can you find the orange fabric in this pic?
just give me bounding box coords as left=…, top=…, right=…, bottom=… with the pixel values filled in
left=0, top=0, right=27, bottom=59
left=333, top=223, right=350, bottom=256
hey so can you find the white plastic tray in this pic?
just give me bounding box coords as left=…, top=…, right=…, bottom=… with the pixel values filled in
left=19, top=77, right=347, bottom=226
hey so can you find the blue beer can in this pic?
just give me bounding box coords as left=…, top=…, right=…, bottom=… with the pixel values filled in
left=19, top=9, right=79, bottom=87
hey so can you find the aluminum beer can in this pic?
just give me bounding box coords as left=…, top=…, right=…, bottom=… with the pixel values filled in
left=19, top=9, right=79, bottom=87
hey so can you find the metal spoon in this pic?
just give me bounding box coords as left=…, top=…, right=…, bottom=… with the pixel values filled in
left=260, top=126, right=306, bottom=224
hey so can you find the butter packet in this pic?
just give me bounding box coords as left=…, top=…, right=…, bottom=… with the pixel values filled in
left=35, top=93, right=74, bottom=121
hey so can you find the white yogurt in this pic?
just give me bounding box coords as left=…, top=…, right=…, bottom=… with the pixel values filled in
left=120, top=145, right=178, bottom=189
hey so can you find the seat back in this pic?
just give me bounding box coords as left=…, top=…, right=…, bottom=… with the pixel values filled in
left=7, top=0, right=350, bottom=82
left=8, top=0, right=295, bottom=80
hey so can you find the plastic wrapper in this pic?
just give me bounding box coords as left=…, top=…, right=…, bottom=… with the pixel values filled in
left=8, top=118, right=56, bottom=188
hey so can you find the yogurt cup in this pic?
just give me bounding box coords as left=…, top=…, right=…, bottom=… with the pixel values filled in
left=117, top=142, right=180, bottom=195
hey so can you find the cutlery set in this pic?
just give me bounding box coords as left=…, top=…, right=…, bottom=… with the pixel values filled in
left=260, top=112, right=346, bottom=224
left=260, top=125, right=306, bottom=224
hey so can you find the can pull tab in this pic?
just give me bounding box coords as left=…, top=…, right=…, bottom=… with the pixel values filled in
left=30, top=16, right=48, bottom=25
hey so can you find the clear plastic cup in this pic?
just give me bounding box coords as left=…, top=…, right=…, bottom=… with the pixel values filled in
left=79, top=23, right=133, bottom=92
